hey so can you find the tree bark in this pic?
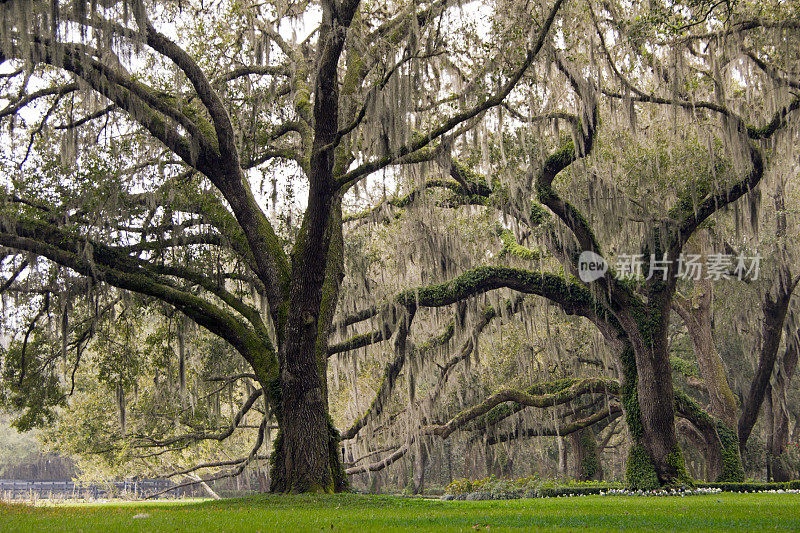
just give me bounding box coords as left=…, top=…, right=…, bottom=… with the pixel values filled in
left=269, top=0, right=360, bottom=492
left=674, top=275, right=738, bottom=430
left=569, top=427, right=603, bottom=481
left=766, top=339, right=798, bottom=481
left=619, top=302, right=688, bottom=487
left=271, top=195, right=347, bottom=493
left=738, top=266, right=798, bottom=449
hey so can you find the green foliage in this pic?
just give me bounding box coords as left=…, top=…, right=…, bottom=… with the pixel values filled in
left=0, top=333, right=66, bottom=432
left=670, top=356, right=699, bottom=378
left=625, top=445, right=661, bottom=491
left=528, top=201, right=550, bottom=226
left=597, top=130, right=733, bottom=224
left=715, top=421, right=745, bottom=483
left=665, top=446, right=694, bottom=488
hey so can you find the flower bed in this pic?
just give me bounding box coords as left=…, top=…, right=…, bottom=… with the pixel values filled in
left=441, top=476, right=623, bottom=500
left=441, top=477, right=800, bottom=500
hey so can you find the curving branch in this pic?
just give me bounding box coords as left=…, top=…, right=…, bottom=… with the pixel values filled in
left=147, top=415, right=270, bottom=498
left=486, top=403, right=622, bottom=445
left=213, top=64, right=288, bottom=85
left=345, top=442, right=411, bottom=474
left=535, top=55, right=601, bottom=257
left=421, top=377, right=620, bottom=439
left=336, top=0, right=565, bottom=188
left=3, top=8, right=292, bottom=319
left=0, top=82, right=77, bottom=120
left=128, top=388, right=264, bottom=448
left=327, top=324, right=393, bottom=357
left=134, top=3, right=239, bottom=169
left=395, top=265, right=608, bottom=327
left=0, top=220, right=277, bottom=384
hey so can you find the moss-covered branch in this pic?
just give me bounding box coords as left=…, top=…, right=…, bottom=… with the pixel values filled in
left=485, top=403, right=622, bottom=445
left=396, top=265, right=605, bottom=325
left=327, top=328, right=390, bottom=357
left=0, top=220, right=278, bottom=386
left=499, top=229, right=543, bottom=261
left=423, top=377, right=620, bottom=439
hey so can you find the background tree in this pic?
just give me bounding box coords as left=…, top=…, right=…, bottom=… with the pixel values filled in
left=327, top=0, right=800, bottom=488
left=0, top=0, right=565, bottom=492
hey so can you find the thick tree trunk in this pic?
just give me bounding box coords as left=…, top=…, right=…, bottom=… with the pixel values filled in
left=271, top=194, right=347, bottom=493
left=614, top=290, right=689, bottom=489
left=760, top=184, right=797, bottom=478
left=569, top=427, right=602, bottom=481
left=627, top=312, right=688, bottom=487
left=267, top=0, right=357, bottom=494
left=766, top=339, right=798, bottom=481
left=738, top=267, right=796, bottom=450
left=674, top=277, right=738, bottom=430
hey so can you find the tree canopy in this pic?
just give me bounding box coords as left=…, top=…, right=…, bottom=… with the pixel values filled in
left=1, top=0, right=799, bottom=493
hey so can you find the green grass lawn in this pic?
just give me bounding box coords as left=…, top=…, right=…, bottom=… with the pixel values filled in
left=1, top=492, right=799, bottom=532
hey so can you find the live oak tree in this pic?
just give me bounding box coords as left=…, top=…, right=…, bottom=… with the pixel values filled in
left=673, top=230, right=799, bottom=480
left=0, top=0, right=566, bottom=492
left=328, top=0, right=800, bottom=488
left=673, top=183, right=800, bottom=480
left=2, top=0, right=799, bottom=493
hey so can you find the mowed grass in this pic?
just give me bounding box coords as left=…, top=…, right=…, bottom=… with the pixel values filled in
left=1, top=492, right=799, bottom=532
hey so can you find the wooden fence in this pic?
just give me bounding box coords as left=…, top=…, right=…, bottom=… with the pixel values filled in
left=0, top=478, right=178, bottom=500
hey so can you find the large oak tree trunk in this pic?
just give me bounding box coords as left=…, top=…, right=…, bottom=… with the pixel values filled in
left=634, top=341, right=685, bottom=484
left=618, top=297, right=689, bottom=488
left=634, top=334, right=685, bottom=485
left=270, top=191, right=347, bottom=493
left=739, top=185, right=798, bottom=451
left=675, top=277, right=738, bottom=430
left=570, top=427, right=603, bottom=481
left=269, top=0, right=355, bottom=491
left=766, top=338, right=798, bottom=481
